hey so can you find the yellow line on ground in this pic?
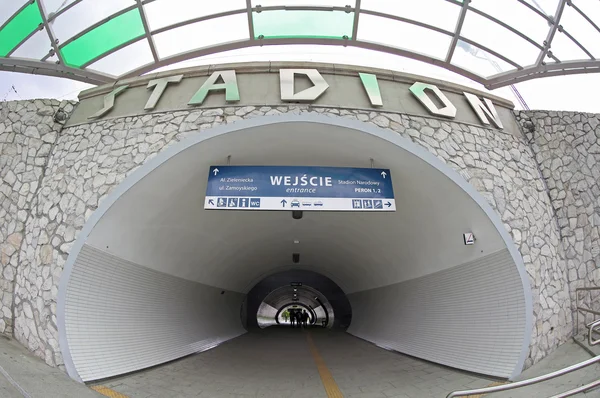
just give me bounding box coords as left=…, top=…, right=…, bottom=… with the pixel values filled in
left=306, top=332, right=344, bottom=398
left=464, top=381, right=508, bottom=398
left=90, top=385, right=130, bottom=398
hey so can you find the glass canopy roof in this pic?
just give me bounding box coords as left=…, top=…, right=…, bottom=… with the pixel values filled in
left=1, top=0, right=598, bottom=89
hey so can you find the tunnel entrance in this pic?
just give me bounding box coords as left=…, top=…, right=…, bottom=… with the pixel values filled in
left=58, top=114, right=531, bottom=383
left=277, top=305, right=316, bottom=327
left=250, top=270, right=350, bottom=330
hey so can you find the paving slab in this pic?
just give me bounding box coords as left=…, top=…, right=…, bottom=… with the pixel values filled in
left=491, top=340, right=600, bottom=398
left=308, top=329, right=494, bottom=398
left=5, top=326, right=600, bottom=398
left=96, top=328, right=498, bottom=398
left=0, top=334, right=101, bottom=398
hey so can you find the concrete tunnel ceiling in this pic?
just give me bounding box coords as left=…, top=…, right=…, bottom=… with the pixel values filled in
left=262, top=285, right=329, bottom=310
left=84, top=121, right=507, bottom=293
left=60, top=115, right=531, bottom=382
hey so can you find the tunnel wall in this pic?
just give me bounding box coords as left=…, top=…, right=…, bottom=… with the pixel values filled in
left=515, top=111, right=600, bottom=333
left=256, top=302, right=279, bottom=328
left=0, top=94, right=586, bottom=373
left=65, top=244, right=245, bottom=381
left=348, top=249, right=524, bottom=378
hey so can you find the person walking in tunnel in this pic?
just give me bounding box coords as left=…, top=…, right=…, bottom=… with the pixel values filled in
left=283, top=310, right=289, bottom=325
left=295, top=310, right=303, bottom=328
left=289, top=310, right=295, bottom=328
left=302, top=310, right=308, bottom=328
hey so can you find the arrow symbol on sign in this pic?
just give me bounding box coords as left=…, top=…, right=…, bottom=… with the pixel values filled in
left=381, top=171, right=387, bottom=179
left=213, top=168, right=219, bottom=176
left=385, top=201, right=392, bottom=207
left=281, top=199, right=288, bottom=207
left=208, top=199, right=214, bottom=205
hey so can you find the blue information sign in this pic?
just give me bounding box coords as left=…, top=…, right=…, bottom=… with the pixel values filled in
left=205, top=166, right=395, bottom=211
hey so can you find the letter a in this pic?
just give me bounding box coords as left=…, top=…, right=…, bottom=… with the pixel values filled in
left=280, top=69, right=329, bottom=102
left=188, top=70, right=240, bottom=106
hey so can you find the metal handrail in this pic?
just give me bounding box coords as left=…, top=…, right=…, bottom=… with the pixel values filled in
left=575, top=287, right=600, bottom=337
left=446, top=354, right=600, bottom=398
left=449, top=286, right=600, bottom=397
left=550, top=379, right=600, bottom=398
left=589, top=319, right=600, bottom=346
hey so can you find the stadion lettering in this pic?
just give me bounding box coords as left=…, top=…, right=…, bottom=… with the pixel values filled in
left=89, top=68, right=504, bottom=129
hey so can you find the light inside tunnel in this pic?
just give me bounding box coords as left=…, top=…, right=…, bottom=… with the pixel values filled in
left=58, top=115, right=530, bottom=383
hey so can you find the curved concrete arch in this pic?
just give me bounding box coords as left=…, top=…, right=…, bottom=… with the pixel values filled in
left=245, top=269, right=350, bottom=330
left=242, top=266, right=351, bottom=297
left=58, top=113, right=532, bottom=382
left=258, top=284, right=334, bottom=328
left=261, top=284, right=329, bottom=310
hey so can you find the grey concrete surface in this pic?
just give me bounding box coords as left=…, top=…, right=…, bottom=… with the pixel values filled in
left=492, top=340, right=600, bottom=398
left=0, top=334, right=101, bottom=398
left=3, top=327, right=600, bottom=398
left=312, top=330, right=492, bottom=398
left=97, top=327, right=326, bottom=398
left=95, top=328, right=496, bottom=398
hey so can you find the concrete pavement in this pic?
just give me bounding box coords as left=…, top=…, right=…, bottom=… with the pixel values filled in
left=2, top=327, right=600, bottom=397
left=0, top=334, right=101, bottom=398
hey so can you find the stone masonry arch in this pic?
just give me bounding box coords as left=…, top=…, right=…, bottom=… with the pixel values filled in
left=3, top=103, right=569, bottom=374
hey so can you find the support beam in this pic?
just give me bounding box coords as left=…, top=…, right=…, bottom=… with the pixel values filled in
left=135, top=0, right=159, bottom=62
left=0, top=58, right=114, bottom=85
left=535, top=0, right=567, bottom=66
left=351, top=0, right=361, bottom=40
left=37, top=0, right=65, bottom=65
left=559, top=26, right=594, bottom=60
left=246, top=0, right=255, bottom=40
left=445, top=0, right=470, bottom=63
left=5, top=27, right=41, bottom=57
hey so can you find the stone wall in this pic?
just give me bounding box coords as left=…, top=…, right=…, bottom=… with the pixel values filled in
left=515, top=110, right=600, bottom=332
left=6, top=103, right=570, bottom=370
left=0, top=100, right=74, bottom=338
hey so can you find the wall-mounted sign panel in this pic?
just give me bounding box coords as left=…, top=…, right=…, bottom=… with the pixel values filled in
left=464, top=233, right=475, bottom=245
left=204, top=165, right=395, bottom=212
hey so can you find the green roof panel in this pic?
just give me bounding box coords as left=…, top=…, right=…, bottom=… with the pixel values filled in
left=0, top=1, right=43, bottom=57
left=252, top=10, right=354, bottom=40
left=60, top=8, right=145, bottom=68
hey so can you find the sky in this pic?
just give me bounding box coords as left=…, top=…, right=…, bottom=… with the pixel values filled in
left=2, top=0, right=600, bottom=113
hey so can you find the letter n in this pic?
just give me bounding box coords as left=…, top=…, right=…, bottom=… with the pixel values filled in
left=188, top=70, right=240, bottom=106
left=464, top=92, right=503, bottom=129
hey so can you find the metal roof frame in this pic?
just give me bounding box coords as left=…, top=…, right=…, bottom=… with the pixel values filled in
left=0, top=0, right=598, bottom=89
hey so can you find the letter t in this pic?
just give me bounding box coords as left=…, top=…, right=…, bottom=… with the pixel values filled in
left=144, top=75, right=183, bottom=110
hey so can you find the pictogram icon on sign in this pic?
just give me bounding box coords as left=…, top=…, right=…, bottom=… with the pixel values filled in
left=463, top=233, right=475, bottom=245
